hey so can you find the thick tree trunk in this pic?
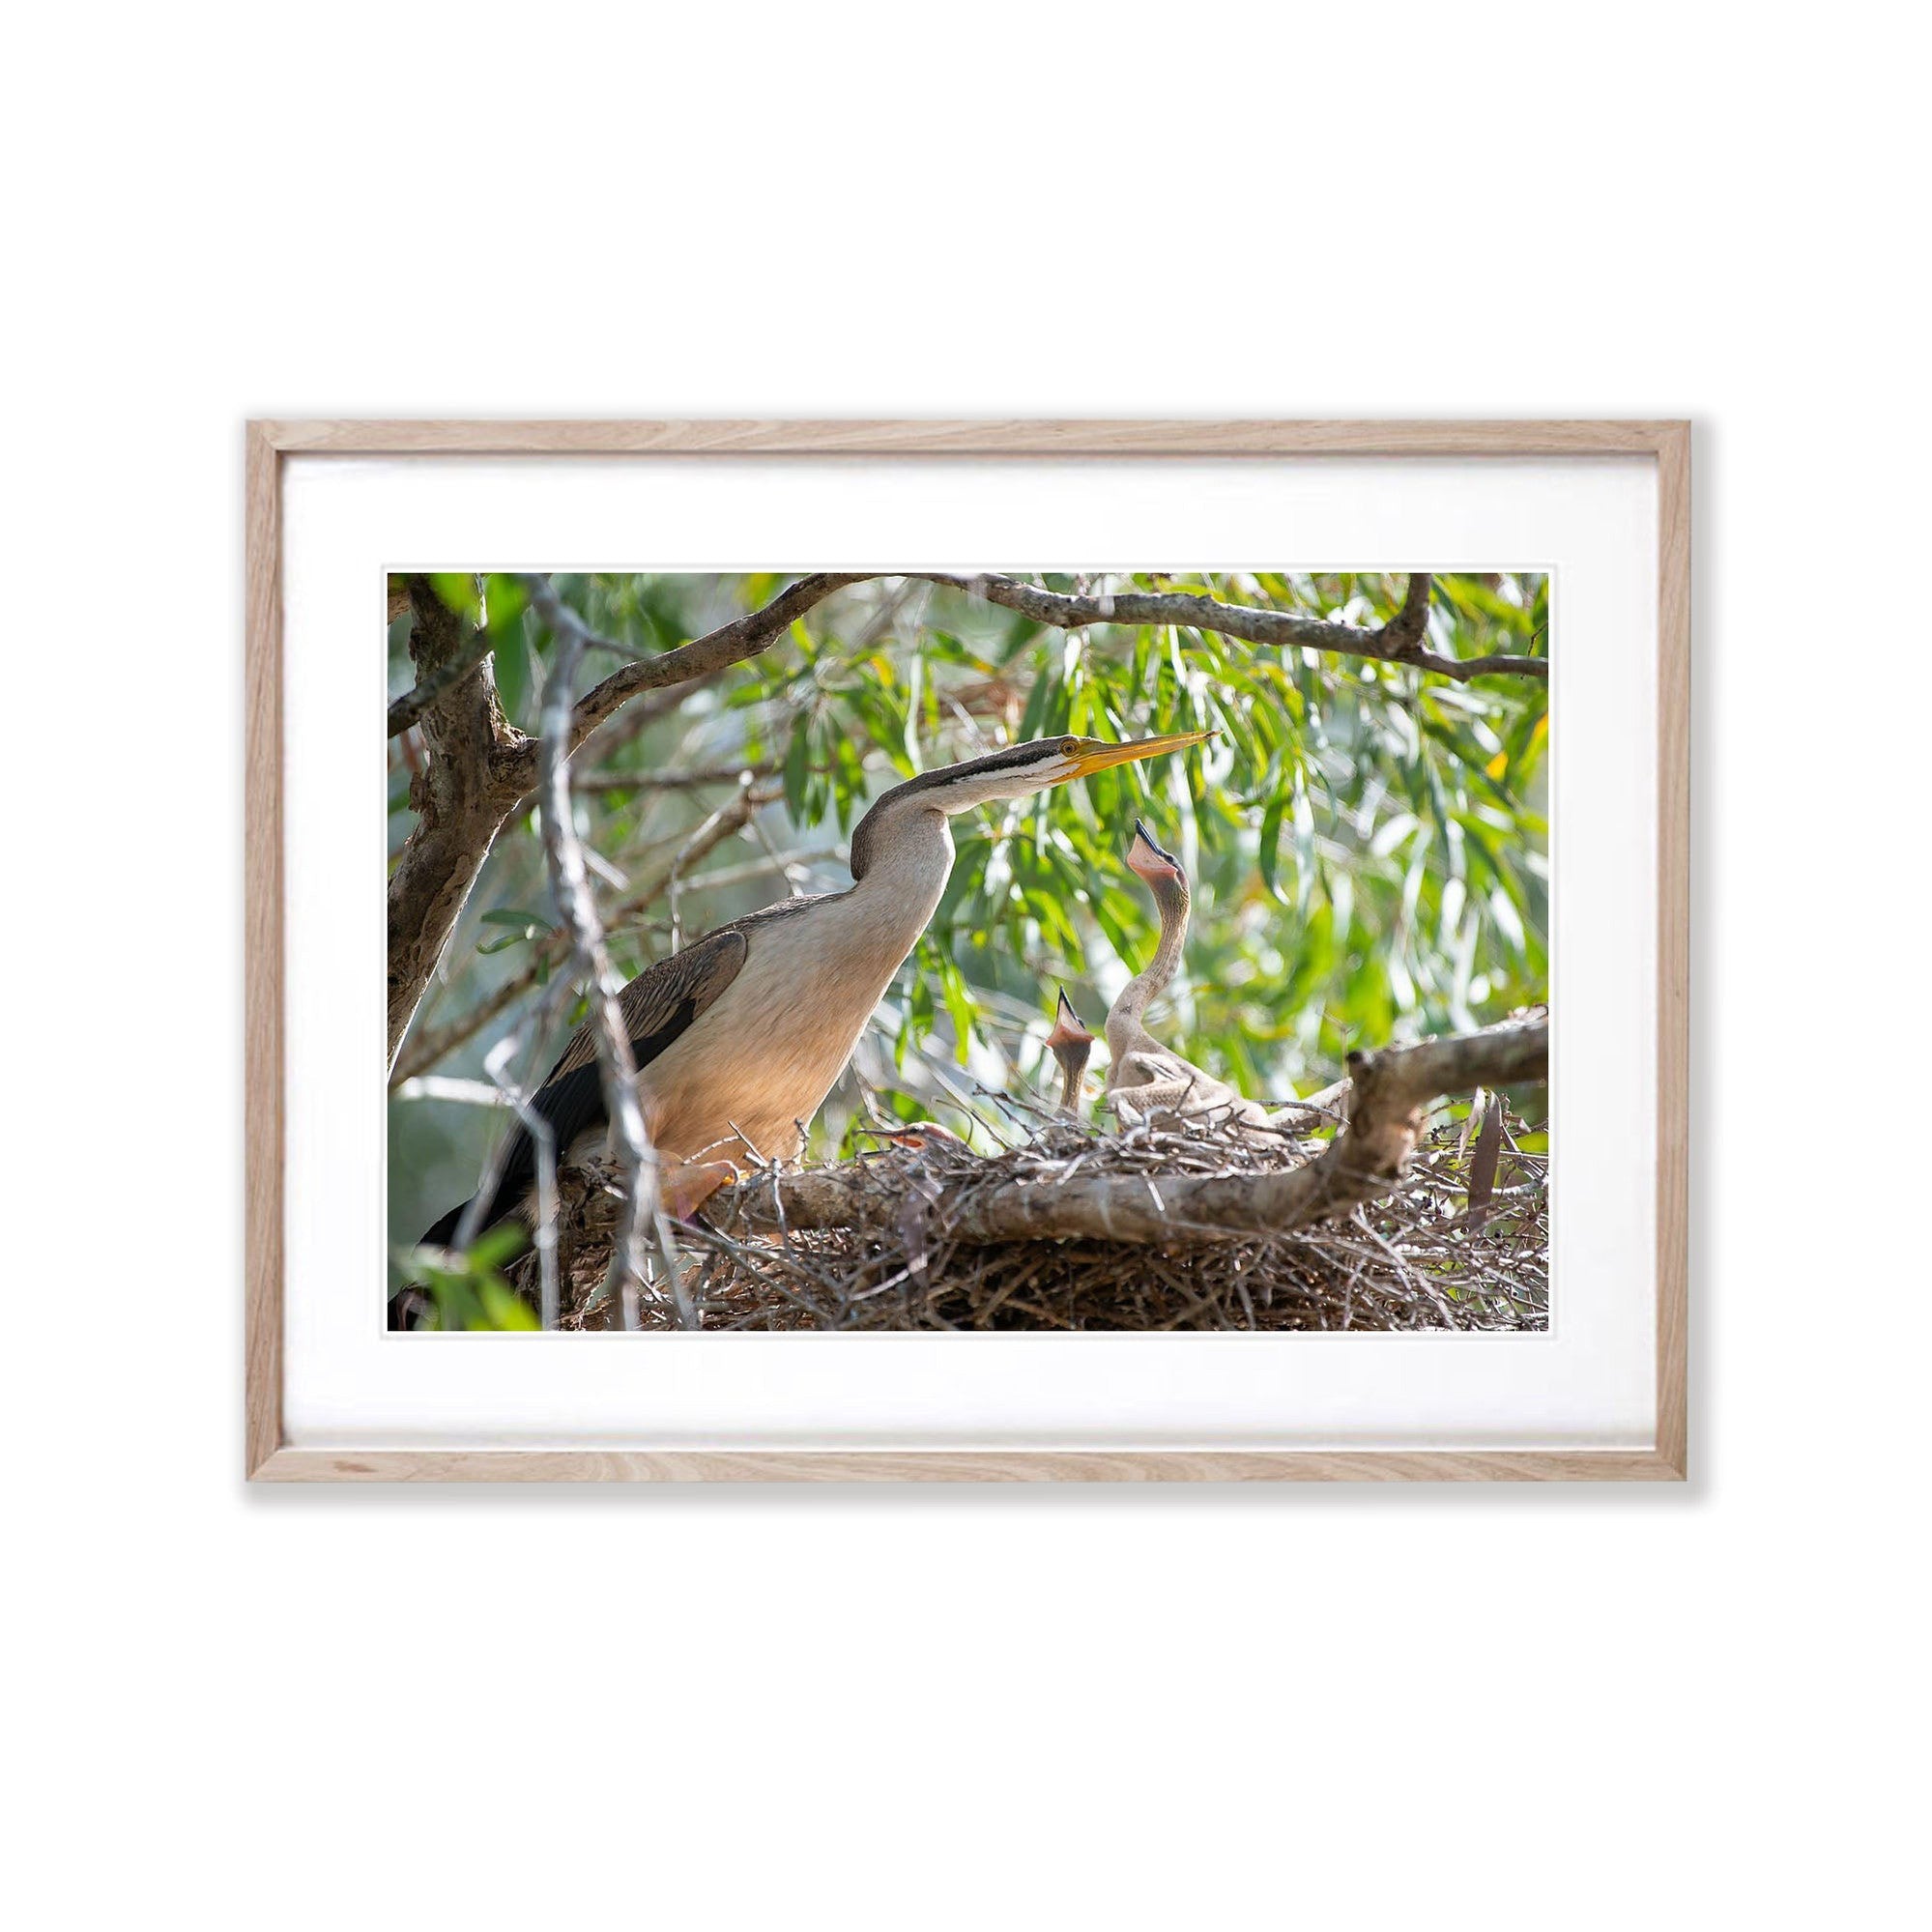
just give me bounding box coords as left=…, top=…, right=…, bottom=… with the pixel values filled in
left=386, top=577, right=528, bottom=1064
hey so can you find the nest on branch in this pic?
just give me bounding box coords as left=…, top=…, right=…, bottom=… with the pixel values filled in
left=526, top=1093, right=1549, bottom=1334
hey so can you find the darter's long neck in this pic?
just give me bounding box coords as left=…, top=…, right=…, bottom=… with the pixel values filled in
left=1107, top=876, right=1190, bottom=1055
left=1055, top=1053, right=1086, bottom=1115
left=841, top=802, right=957, bottom=973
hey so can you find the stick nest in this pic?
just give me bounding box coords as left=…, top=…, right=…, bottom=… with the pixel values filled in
left=537, top=1101, right=1548, bottom=1333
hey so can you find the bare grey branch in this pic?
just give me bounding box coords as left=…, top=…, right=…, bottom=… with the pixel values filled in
left=529, top=578, right=682, bottom=1330
left=712, top=1018, right=1549, bottom=1246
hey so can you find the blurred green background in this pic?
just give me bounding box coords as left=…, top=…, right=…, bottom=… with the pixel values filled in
left=388, top=571, right=1548, bottom=1275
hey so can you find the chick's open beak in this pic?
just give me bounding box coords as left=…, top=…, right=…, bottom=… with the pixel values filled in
left=1046, top=989, right=1095, bottom=1050
left=1063, top=728, right=1212, bottom=779
left=1127, top=816, right=1184, bottom=880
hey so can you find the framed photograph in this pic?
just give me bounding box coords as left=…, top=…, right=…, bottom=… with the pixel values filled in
left=245, top=418, right=1687, bottom=1482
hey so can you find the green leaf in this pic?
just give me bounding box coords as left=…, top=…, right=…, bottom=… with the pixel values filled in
left=784, top=712, right=814, bottom=818
left=476, top=1277, right=540, bottom=1331
left=1016, top=665, right=1057, bottom=741
left=937, top=957, right=976, bottom=1064
left=429, top=572, right=482, bottom=622
left=1257, top=796, right=1286, bottom=901
left=494, top=615, right=532, bottom=726
left=481, top=574, right=531, bottom=634
left=469, top=1224, right=530, bottom=1271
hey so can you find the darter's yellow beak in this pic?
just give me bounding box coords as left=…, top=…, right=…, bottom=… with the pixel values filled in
left=1061, top=729, right=1212, bottom=779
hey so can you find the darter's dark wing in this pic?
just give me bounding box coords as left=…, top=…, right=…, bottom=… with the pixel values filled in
left=416, top=925, right=750, bottom=1254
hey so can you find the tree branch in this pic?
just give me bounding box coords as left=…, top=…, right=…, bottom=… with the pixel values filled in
left=387, top=623, right=506, bottom=736
left=912, top=571, right=1545, bottom=683
left=570, top=762, right=782, bottom=792
left=529, top=578, right=687, bottom=1331
left=499, top=689, right=729, bottom=828
left=1380, top=570, right=1435, bottom=657
left=389, top=779, right=772, bottom=1085
left=712, top=1019, right=1549, bottom=1247
left=495, top=572, right=876, bottom=794
left=567, top=682, right=705, bottom=767
left=385, top=577, right=527, bottom=1063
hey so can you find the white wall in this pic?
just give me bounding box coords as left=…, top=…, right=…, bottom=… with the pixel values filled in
left=9, top=6, right=1922, bottom=1928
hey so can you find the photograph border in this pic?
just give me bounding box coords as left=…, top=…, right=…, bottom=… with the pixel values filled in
left=245, top=418, right=1689, bottom=1483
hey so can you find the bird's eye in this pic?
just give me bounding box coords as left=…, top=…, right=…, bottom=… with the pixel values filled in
left=1060, top=737, right=1081, bottom=756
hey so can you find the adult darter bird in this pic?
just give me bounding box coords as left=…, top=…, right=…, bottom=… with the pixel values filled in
left=412, top=732, right=1211, bottom=1283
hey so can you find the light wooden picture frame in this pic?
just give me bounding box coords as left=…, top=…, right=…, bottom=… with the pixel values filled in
left=245, top=418, right=1689, bottom=1483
